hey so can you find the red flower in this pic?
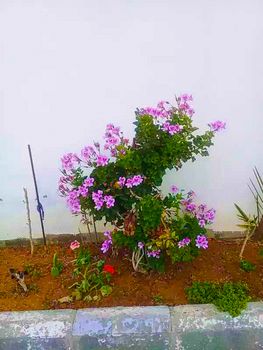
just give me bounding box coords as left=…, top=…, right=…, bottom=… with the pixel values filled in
left=103, top=264, right=115, bottom=275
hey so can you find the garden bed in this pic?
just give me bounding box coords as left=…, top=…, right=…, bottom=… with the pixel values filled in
left=0, top=238, right=262, bottom=312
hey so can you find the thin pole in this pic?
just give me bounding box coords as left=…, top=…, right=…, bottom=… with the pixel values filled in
left=23, top=188, right=34, bottom=255
left=27, top=144, right=46, bottom=246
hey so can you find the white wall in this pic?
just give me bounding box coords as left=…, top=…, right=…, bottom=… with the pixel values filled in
left=0, top=0, right=263, bottom=240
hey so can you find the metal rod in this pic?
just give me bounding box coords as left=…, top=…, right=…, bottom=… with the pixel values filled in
left=27, top=144, right=46, bottom=246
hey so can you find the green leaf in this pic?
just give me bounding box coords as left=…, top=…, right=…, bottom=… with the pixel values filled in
left=100, top=285, right=113, bottom=297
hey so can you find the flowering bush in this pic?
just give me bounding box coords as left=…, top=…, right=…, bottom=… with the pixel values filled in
left=59, top=94, right=225, bottom=271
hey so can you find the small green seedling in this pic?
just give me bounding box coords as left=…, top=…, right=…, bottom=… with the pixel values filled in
left=152, top=294, right=164, bottom=304
left=24, top=264, right=42, bottom=279
left=240, top=259, right=256, bottom=272
left=51, top=253, right=63, bottom=277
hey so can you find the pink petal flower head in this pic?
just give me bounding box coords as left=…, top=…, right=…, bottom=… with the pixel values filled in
left=83, top=177, right=95, bottom=188
left=198, top=219, right=206, bottom=228
left=70, top=240, right=80, bottom=250
left=204, top=208, right=216, bottom=222
left=104, top=195, right=115, bottom=208
left=131, top=175, right=143, bottom=186
left=138, top=242, right=144, bottom=250
left=81, top=146, right=96, bottom=161
left=195, top=235, right=209, bottom=249
left=58, top=184, right=69, bottom=195
left=147, top=249, right=161, bottom=259
left=101, top=231, right=112, bottom=253
left=171, top=185, right=179, bottom=194
left=67, top=189, right=81, bottom=213
left=208, top=120, right=226, bottom=132
left=186, top=203, right=196, bottom=213
left=157, top=100, right=169, bottom=110
left=178, top=94, right=195, bottom=117
left=125, top=178, right=133, bottom=188
left=92, top=190, right=104, bottom=210
left=118, top=177, right=126, bottom=188
left=96, top=155, right=109, bottom=167
left=78, top=185, right=89, bottom=197
left=168, top=124, right=183, bottom=135
left=178, top=237, right=191, bottom=248
left=161, top=121, right=170, bottom=132
left=61, top=153, right=79, bottom=171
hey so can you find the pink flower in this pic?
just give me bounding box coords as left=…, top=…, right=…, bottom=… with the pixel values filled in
left=104, top=195, right=115, bottom=208
left=96, top=155, right=109, bottom=167
left=101, top=231, right=112, bottom=253
left=81, top=146, right=96, bottom=161
left=168, top=124, right=183, bottom=135
left=171, top=185, right=179, bottom=194
left=178, top=94, right=195, bottom=117
left=161, top=121, right=171, bottom=132
left=208, top=120, right=226, bottom=132
left=61, top=153, right=79, bottom=171
left=138, top=242, right=144, bottom=249
left=67, top=190, right=81, bottom=213
left=157, top=100, right=169, bottom=110
left=118, top=177, right=126, bottom=188
left=70, top=240, right=80, bottom=250
left=195, top=235, right=208, bottom=249
left=178, top=237, right=191, bottom=248
left=125, top=175, right=144, bottom=188
left=186, top=203, right=196, bottom=213
left=78, top=185, right=89, bottom=197
left=92, top=190, right=104, bottom=210
left=83, top=177, right=95, bottom=188
left=147, top=249, right=161, bottom=259
left=199, top=219, right=206, bottom=228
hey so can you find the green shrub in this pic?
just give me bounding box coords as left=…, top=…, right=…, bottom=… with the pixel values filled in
left=186, top=281, right=251, bottom=317
left=60, top=95, right=225, bottom=272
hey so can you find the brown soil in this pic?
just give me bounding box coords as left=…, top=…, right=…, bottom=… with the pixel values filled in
left=0, top=238, right=262, bottom=312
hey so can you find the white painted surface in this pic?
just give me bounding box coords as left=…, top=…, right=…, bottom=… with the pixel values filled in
left=0, top=0, right=262, bottom=239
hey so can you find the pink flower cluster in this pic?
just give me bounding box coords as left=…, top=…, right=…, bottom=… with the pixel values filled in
left=177, top=94, right=195, bottom=117
left=171, top=185, right=179, bottom=194
left=77, top=124, right=130, bottom=168
left=178, top=237, right=191, bottom=248
left=139, top=100, right=172, bottom=120
left=208, top=120, right=226, bottom=132
left=146, top=249, right=161, bottom=258
left=58, top=175, right=75, bottom=195
left=101, top=230, right=112, bottom=253
left=67, top=189, right=81, bottom=214
left=139, top=100, right=184, bottom=136
left=195, top=235, right=208, bottom=249
left=104, top=124, right=130, bottom=157
left=172, top=187, right=216, bottom=228
left=61, top=153, right=79, bottom=171
left=66, top=177, right=95, bottom=213
left=92, top=190, right=115, bottom=210
left=117, top=175, right=144, bottom=188
left=162, top=122, right=183, bottom=135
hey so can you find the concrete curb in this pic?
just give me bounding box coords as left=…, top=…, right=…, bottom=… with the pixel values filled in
left=0, top=303, right=263, bottom=349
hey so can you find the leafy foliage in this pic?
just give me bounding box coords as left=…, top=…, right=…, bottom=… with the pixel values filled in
left=69, top=247, right=114, bottom=301
left=51, top=253, right=63, bottom=277
left=240, top=259, right=256, bottom=272
left=186, top=281, right=251, bottom=317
